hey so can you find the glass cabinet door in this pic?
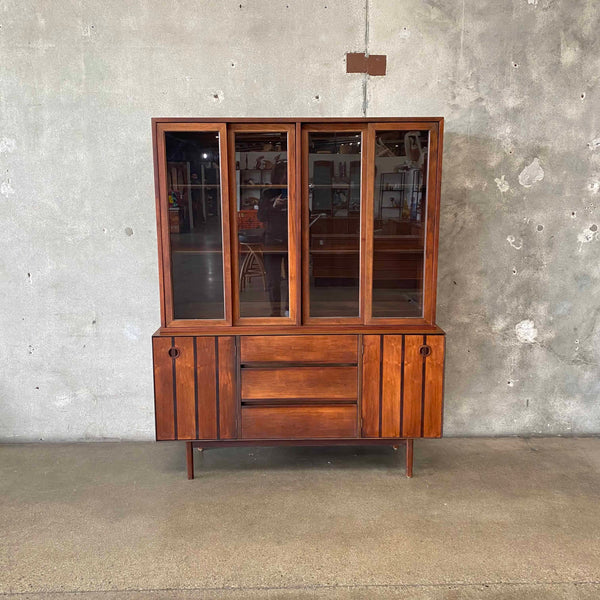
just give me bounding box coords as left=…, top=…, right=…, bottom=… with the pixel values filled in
left=158, top=124, right=231, bottom=324
left=366, top=124, right=438, bottom=322
left=229, top=125, right=297, bottom=323
left=302, top=126, right=366, bottom=322
left=155, top=120, right=441, bottom=328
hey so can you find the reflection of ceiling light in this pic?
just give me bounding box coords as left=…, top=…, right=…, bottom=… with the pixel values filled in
left=202, top=153, right=208, bottom=159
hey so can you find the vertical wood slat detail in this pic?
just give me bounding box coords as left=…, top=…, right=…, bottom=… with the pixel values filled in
left=381, top=335, right=403, bottom=437
left=401, top=335, right=424, bottom=438
left=174, top=337, right=196, bottom=440
left=153, top=337, right=175, bottom=440
left=218, top=336, right=238, bottom=439
left=154, top=336, right=222, bottom=441
left=361, top=335, right=381, bottom=437
left=422, top=335, right=444, bottom=437
left=196, top=337, right=218, bottom=440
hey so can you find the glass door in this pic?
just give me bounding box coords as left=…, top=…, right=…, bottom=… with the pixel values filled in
left=228, top=124, right=298, bottom=324
left=365, top=123, right=440, bottom=324
left=302, top=125, right=367, bottom=323
left=157, top=123, right=232, bottom=326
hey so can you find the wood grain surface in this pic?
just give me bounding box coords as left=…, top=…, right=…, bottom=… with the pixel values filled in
left=361, top=335, right=381, bottom=437
left=174, top=337, right=196, bottom=440
left=241, top=404, right=357, bottom=439
left=381, top=335, right=403, bottom=437
left=153, top=336, right=175, bottom=440
left=196, top=337, right=218, bottom=440
left=241, top=367, right=357, bottom=400
left=240, top=335, right=358, bottom=363
left=401, top=335, right=423, bottom=437
left=218, top=336, right=238, bottom=438
left=422, top=334, right=444, bottom=437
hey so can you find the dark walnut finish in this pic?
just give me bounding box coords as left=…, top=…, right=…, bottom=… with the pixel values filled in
left=151, top=118, right=445, bottom=478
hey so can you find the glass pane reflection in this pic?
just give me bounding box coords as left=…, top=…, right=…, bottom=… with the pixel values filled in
left=372, top=130, right=429, bottom=318
left=235, top=132, right=289, bottom=318
left=166, top=131, right=224, bottom=320
left=308, top=131, right=361, bottom=318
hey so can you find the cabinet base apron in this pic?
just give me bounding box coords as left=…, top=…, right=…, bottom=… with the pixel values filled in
left=185, top=438, right=415, bottom=480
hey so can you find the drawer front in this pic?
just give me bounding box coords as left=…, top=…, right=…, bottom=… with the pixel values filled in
left=240, top=335, right=358, bottom=364
left=241, top=367, right=357, bottom=400
left=242, top=405, right=358, bottom=439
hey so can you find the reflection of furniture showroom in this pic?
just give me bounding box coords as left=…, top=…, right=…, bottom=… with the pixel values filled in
left=237, top=228, right=266, bottom=292
left=152, top=118, right=446, bottom=479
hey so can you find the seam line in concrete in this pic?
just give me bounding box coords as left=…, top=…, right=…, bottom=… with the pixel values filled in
left=3, top=580, right=600, bottom=596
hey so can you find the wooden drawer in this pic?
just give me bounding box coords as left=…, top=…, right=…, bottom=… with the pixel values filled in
left=240, top=335, right=358, bottom=364
left=241, top=366, right=357, bottom=400
left=242, top=404, right=358, bottom=439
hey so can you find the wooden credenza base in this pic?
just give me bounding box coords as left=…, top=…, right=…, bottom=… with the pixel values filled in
left=153, top=332, right=443, bottom=478
left=184, top=438, right=415, bottom=480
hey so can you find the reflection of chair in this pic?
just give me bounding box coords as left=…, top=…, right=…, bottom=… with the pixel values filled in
left=238, top=229, right=266, bottom=292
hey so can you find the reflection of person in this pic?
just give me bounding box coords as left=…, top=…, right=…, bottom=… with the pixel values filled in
left=258, top=162, right=288, bottom=317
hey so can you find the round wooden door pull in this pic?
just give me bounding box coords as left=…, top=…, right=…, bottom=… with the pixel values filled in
left=168, top=347, right=180, bottom=359
left=419, top=345, right=432, bottom=357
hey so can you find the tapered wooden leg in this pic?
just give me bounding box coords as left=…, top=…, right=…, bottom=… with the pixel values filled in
left=405, top=439, right=413, bottom=478
left=186, top=442, right=194, bottom=480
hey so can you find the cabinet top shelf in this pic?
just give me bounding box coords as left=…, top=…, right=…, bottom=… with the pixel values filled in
left=154, top=117, right=444, bottom=124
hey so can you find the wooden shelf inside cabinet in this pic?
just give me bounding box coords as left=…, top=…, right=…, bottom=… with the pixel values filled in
left=310, top=184, right=356, bottom=189
left=172, top=184, right=221, bottom=188
left=240, top=184, right=287, bottom=188
left=151, top=117, right=446, bottom=478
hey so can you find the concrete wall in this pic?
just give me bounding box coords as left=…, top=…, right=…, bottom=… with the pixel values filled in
left=1, top=0, right=599, bottom=441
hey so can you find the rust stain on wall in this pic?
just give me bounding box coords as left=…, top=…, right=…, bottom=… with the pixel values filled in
left=346, top=52, right=386, bottom=76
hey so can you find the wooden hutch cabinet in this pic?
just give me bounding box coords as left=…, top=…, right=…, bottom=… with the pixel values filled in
left=151, top=118, right=445, bottom=478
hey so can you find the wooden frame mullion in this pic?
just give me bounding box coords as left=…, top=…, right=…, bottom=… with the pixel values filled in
left=156, top=125, right=173, bottom=325
left=295, top=122, right=302, bottom=326
left=156, top=122, right=232, bottom=328
left=363, top=124, right=376, bottom=326
left=152, top=122, right=167, bottom=327
left=422, top=123, right=441, bottom=324
left=227, top=129, right=239, bottom=323
left=301, top=126, right=310, bottom=325
left=428, top=120, right=443, bottom=324
left=228, top=123, right=298, bottom=326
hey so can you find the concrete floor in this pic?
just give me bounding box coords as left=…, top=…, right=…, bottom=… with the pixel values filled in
left=1, top=438, right=599, bottom=599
